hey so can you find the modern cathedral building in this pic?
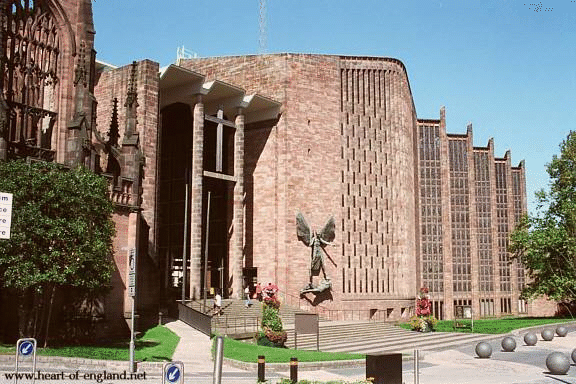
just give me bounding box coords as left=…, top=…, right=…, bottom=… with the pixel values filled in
left=0, top=0, right=550, bottom=338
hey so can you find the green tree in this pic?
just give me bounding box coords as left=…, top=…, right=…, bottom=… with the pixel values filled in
left=0, top=160, right=115, bottom=344
left=510, top=131, right=576, bottom=303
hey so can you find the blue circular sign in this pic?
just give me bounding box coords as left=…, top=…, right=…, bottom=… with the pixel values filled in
left=165, top=365, right=181, bottom=383
left=19, top=341, right=34, bottom=356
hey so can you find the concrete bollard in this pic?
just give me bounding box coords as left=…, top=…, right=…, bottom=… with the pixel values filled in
left=213, top=336, right=224, bottom=384
left=542, top=329, right=555, bottom=341
left=556, top=326, right=568, bottom=337
left=501, top=337, right=516, bottom=352
left=546, top=352, right=570, bottom=375
left=475, top=342, right=492, bottom=358
left=524, top=333, right=537, bottom=346
left=413, top=349, right=420, bottom=384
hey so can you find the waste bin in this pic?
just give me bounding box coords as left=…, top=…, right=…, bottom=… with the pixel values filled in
left=366, top=353, right=402, bottom=384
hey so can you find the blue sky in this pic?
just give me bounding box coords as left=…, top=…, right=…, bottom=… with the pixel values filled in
left=93, top=0, right=576, bottom=214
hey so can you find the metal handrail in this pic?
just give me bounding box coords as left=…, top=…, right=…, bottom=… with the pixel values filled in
left=212, top=315, right=260, bottom=335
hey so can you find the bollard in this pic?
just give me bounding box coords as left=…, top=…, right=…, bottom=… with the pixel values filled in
left=213, top=336, right=224, bottom=384
left=413, top=349, right=420, bottom=384
left=290, top=357, right=298, bottom=383
left=257, top=355, right=265, bottom=383
left=158, top=312, right=163, bottom=326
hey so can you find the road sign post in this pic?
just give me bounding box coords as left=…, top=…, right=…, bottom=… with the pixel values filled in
left=163, top=361, right=184, bottom=384
left=15, top=338, right=37, bottom=384
left=128, top=248, right=137, bottom=373
left=0, top=192, right=13, bottom=239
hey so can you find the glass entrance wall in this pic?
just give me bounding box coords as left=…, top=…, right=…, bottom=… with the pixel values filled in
left=158, top=103, right=192, bottom=300
left=202, top=178, right=230, bottom=297
left=158, top=103, right=236, bottom=300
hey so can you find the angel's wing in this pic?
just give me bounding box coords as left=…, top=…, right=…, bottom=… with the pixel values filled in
left=319, top=216, right=336, bottom=243
left=296, top=211, right=312, bottom=246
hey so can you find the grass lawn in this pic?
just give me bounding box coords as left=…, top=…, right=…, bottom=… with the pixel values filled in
left=220, top=337, right=364, bottom=363
left=398, top=316, right=576, bottom=334
left=0, top=325, right=179, bottom=362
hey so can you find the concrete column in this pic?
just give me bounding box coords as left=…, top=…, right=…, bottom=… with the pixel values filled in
left=189, top=96, right=204, bottom=300
left=505, top=152, right=520, bottom=314
left=488, top=139, right=501, bottom=317
left=467, top=125, right=481, bottom=319
left=230, top=110, right=245, bottom=298
left=439, top=107, right=455, bottom=320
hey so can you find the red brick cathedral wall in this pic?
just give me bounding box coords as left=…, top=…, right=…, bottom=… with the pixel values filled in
left=94, top=60, right=160, bottom=245
left=182, top=54, right=418, bottom=319
left=93, top=60, right=160, bottom=335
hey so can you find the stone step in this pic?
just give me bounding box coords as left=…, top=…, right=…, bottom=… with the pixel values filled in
left=180, top=301, right=501, bottom=354
left=287, top=322, right=421, bottom=337
left=316, top=332, right=488, bottom=353
left=209, top=299, right=314, bottom=334
left=284, top=320, right=495, bottom=354
left=285, top=329, right=412, bottom=347
left=328, top=333, right=496, bottom=355
left=287, top=323, right=405, bottom=336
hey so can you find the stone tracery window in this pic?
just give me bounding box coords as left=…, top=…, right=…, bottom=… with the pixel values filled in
left=1, top=0, right=59, bottom=158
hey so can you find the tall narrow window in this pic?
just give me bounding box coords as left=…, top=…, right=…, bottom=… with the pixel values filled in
left=1, top=0, right=60, bottom=159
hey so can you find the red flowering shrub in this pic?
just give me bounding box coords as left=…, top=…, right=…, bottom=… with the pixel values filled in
left=256, top=282, right=286, bottom=347
left=416, top=297, right=431, bottom=316
left=263, top=295, right=281, bottom=310
left=410, top=287, right=437, bottom=332
left=265, top=328, right=288, bottom=344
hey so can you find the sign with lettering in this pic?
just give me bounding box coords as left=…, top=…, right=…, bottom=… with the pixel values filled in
left=0, top=192, right=13, bottom=239
left=128, top=248, right=136, bottom=297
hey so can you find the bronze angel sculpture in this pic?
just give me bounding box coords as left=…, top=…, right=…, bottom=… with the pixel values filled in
left=296, top=212, right=336, bottom=294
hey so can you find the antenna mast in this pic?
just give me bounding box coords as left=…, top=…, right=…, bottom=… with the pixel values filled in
left=176, top=46, right=198, bottom=65
left=259, top=0, right=267, bottom=53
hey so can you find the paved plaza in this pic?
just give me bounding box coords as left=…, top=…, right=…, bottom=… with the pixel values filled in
left=3, top=321, right=576, bottom=383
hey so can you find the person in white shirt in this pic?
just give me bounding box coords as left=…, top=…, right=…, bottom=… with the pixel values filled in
left=245, top=286, right=252, bottom=308
left=213, top=291, right=222, bottom=316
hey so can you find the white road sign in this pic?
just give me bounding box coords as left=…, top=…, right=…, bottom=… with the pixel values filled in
left=128, top=248, right=136, bottom=297
left=0, top=192, right=13, bottom=239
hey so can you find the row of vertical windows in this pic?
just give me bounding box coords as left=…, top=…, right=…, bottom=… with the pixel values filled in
left=418, top=124, right=444, bottom=293
left=495, top=162, right=512, bottom=293
left=449, top=139, right=472, bottom=292
left=340, top=66, right=395, bottom=295
left=416, top=125, right=526, bottom=314
left=342, top=267, right=395, bottom=294
left=512, top=171, right=526, bottom=292
left=474, top=151, right=494, bottom=292
left=341, top=67, right=392, bottom=117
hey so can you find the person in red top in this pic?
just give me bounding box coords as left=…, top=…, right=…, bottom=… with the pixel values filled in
left=254, top=283, right=262, bottom=301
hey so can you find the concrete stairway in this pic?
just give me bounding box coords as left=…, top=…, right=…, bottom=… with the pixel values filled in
left=285, top=320, right=496, bottom=354
left=202, top=299, right=495, bottom=353
left=210, top=299, right=311, bottom=335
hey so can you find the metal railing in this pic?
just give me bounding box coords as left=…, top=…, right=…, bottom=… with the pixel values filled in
left=181, top=299, right=261, bottom=336
left=212, top=315, right=260, bottom=336
left=177, top=301, right=212, bottom=336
